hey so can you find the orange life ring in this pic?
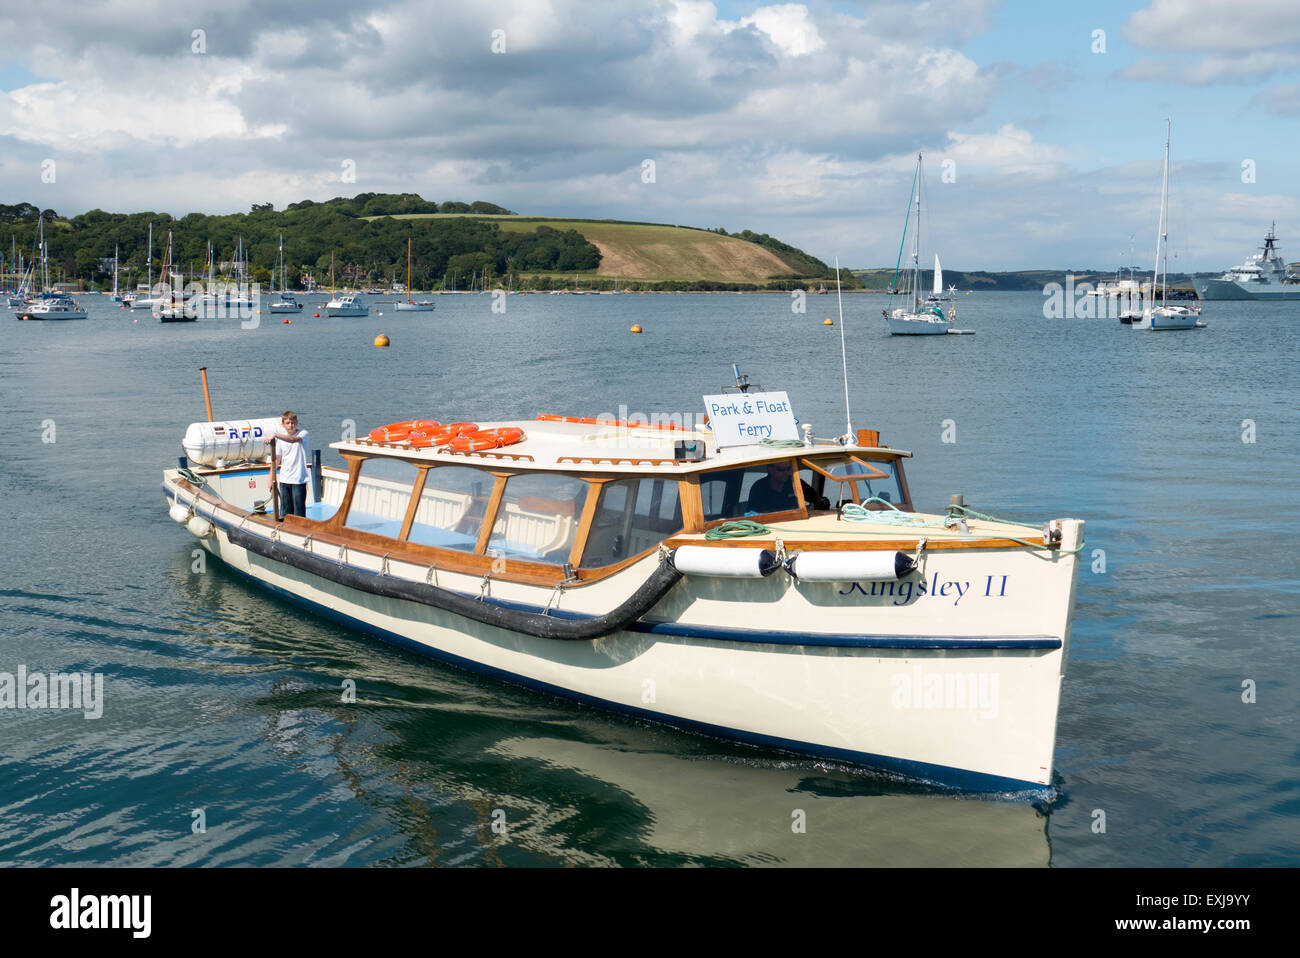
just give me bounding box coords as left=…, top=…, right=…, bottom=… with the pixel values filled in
left=449, top=427, right=526, bottom=451
left=408, top=422, right=479, bottom=448
left=368, top=419, right=439, bottom=442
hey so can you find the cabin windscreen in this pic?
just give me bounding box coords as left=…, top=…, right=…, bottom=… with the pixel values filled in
left=699, top=462, right=799, bottom=521
left=580, top=478, right=684, bottom=569
left=486, top=473, right=589, bottom=564
left=342, top=458, right=420, bottom=538
left=407, top=465, right=496, bottom=552
left=805, top=457, right=905, bottom=508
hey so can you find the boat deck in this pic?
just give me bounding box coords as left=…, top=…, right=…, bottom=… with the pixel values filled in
left=336, top=417, right=911, bottom=475
left=668, top=510, right=1047, bottom=550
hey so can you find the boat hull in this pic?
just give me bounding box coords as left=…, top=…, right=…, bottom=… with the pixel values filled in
left=1134, top=309, right=1201, bottom=330
left=394, top=303, right=435, bottom=311
left=164, top=477, right=1082, bottom=792
left=1193, top=278, right=1300, bottom=300
left=886, top=317, right=951, bottom=335
left=326, top=305, right=368, bottom=317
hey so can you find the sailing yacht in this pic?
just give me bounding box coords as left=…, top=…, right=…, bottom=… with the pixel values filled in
left=883, top=153, right=957, bottom=335
left=17, top=217, right=88, bottom=319
left=156, top=231, right=198, bottom=323
left=267, top=235, right=304, bottom=314
left=1133, top=120, right=1203, bottom=332
left=129, top=224, right=161, bottom=310
left=394, top=238, right=435, bottom=311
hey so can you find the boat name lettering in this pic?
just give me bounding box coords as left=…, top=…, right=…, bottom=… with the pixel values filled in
left=839, top=573, right=1009, bottom=606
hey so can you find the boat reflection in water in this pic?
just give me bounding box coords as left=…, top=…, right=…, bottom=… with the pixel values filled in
left=489, top=735, right=1051, bottom=867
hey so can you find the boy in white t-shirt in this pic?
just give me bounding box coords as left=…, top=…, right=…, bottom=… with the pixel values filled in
left=274, top=411, right=310, bottom=517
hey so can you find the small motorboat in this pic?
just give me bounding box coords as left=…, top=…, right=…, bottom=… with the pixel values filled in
left=325, top=292, right=367, bottom=317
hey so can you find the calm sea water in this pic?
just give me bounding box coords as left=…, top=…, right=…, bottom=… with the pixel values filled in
left=1, top=290, right=1297, bottom=867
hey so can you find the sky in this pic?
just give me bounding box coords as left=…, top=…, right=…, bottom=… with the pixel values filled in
left=1, top=0, right=1298, bottom=271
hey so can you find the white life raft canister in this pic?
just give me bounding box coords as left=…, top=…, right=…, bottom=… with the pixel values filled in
left=182, top=418, right=282, bottom=466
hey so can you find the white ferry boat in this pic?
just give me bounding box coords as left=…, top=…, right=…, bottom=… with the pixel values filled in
left=162, top=376, right=1084, bottom=792
left=1193, top=223, right=1300, bottom=300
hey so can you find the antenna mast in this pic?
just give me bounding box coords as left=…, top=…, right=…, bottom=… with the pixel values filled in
left=836, top=256, right=852, bottom=442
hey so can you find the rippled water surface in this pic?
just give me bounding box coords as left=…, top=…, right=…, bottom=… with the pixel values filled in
left=2, top=291, right=1297, bottom=866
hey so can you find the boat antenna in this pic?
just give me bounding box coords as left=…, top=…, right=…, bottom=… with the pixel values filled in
left=836, top=256, right=852, bottom=442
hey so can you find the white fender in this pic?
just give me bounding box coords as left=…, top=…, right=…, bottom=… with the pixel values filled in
left=186, top=515, right=214, bottom=538
left=671, top=546, right=780, bottom=578
left=788, top=550, right=916, bottom=582
left=169, top=502, right=191, bottom=524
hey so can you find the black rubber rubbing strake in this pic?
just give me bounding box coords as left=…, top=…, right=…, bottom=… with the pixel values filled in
left=225, top=524, right=683, bottom=641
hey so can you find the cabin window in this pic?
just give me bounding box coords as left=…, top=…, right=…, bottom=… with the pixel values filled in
left=342, top=458, right=420, bottom=538
left=803, top=456, right=906, bottom=509
left=406, top=466, right=496, bottom=552
left=486, top=473, right=589, bottom=564
left=699, top=462, right=801, bottom=521
left=579, top=478, right=685, bottom=569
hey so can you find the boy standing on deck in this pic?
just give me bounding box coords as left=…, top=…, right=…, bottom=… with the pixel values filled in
left=274, top=411, right=310, bottom=517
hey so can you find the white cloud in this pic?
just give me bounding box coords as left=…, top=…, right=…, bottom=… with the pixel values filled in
left=1126, top=0, right=1300, bottom=53
left=732, top=5, right=826, bottom=57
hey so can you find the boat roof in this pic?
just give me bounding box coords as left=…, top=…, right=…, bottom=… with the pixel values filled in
left=332, top=417, right=911, bottom=475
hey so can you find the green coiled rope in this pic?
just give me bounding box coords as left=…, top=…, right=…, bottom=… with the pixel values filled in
left=705, top=520, right=771, bottom=540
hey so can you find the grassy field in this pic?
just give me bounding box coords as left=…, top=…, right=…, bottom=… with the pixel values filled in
left=374, top=214, right=801, bottom=283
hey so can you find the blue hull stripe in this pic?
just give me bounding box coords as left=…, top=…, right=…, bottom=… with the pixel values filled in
left=222, top=561, right=1046, bottom=793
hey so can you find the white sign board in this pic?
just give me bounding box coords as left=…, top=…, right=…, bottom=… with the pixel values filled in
left=702, top=391, right=798, bottom=448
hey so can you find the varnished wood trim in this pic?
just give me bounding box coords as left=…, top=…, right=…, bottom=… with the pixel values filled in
left=896, top=459, right=914, bottom=512
left=568, top=478, right=608, bottom=567
left=474, top=475, right=508, bottom=554
left=398, top=466, right=430, bottom=541
left=440, top=449, right=535, bottom=462
left=557, top=455, right=676, bottom=466
left=847, top=456, right=891, bottom=480
left=322, top=454, right=366, bottom=534
left=679, top=476, right=705, bottom=532
left=664, top=535, right=1047, bottom=552
left=799, top=458, right=840, bottom=482
left=792, top=465, right=807, bottom=512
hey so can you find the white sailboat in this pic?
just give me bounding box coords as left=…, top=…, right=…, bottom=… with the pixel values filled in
left=1134, top=119, right=1202, bottom=331
left=883, top=153, right=957, bottom=336
left=394, top=238, right=435, bottom=311
left=156, top=231, right=197, bottom=322
left=267, top=235, right=304, bottom=313
left=20, top=217, right=87, bottom=320
left=129, top=224, right=161, bottom=309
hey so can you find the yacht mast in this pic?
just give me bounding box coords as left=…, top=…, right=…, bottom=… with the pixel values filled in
left=1154, top=119, right=1171, bottom=308
left=912, top=152, right=922, bottom=311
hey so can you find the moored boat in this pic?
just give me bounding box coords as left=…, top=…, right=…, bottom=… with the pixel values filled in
left=1193, top=223, right=1300, bottom=301
left=1134, top=120, right=1205, bottom=332
left=24, top=293, right=88, bottom=320
left=162, top=379, right=1084, bottom=792
left=393, top=237, right=435, bottom=311
left=883, top=153, right=961, bottom=336
left=325, top=291, right=367, bottom=317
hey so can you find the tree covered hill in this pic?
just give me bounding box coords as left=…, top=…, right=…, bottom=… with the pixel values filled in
left=0, top=194, right=844, bottom=291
